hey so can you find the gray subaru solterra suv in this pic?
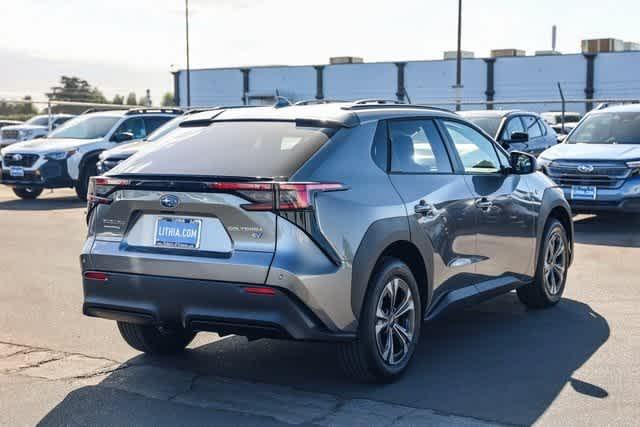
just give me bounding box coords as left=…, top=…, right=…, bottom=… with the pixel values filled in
left=81, top=101, right=573, bottom=382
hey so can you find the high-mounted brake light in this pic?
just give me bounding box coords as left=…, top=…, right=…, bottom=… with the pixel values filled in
left=207, top=181, right=345, bottom=211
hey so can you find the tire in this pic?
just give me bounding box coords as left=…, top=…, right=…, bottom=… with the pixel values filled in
left=75, top=161, right=98, bottom=201
left=117, top=322, right=196, bottom=355
left=13, top=186, right=43, bottom=200
left=339, top=257, right=422, bottom=383
left=517, top=218, right=569, bottom=309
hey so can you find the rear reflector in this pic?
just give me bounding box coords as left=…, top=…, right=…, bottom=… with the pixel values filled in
left=244, top=286, right=277, bottom=296
left=84, top=271, right=109, bottom=282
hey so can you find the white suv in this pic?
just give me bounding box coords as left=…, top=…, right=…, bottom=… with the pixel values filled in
left=0, top=114, right=75, bottom=148
left=0, top=108, right=181, bottom=200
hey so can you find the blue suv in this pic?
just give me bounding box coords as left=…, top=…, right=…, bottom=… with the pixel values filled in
left=538, top=104, right=640, bottom=214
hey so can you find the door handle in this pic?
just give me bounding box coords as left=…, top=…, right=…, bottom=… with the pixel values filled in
left=475, top=198, right=493, bottom=210
left=414, top=200, right=434, bottom=216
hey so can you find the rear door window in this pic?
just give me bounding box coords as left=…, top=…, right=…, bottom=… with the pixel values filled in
left=389, top=119, right=452, bottom=173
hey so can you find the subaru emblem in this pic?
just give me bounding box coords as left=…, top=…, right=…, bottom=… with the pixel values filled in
left=13, top=154, right=22, bottom=161
left=160, top=194, right=180, bottom=209
left=577, top=164, right=594, bottom=173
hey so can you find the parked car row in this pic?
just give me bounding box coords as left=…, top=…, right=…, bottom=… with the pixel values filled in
left=2, top=103, right=639, bottom=216
left=0, top=114, right=75, bottom=148
left=0, top=108, right=182, bottom=200
left=4, top=99, right=635, bottom=382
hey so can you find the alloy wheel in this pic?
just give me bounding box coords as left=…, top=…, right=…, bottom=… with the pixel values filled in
left=543, top=231, right=567, bottom=296
left=374, top=277, right=416, bottom=366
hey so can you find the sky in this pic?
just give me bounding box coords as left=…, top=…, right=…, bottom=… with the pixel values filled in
left=0, top=0, right=638, bottom=103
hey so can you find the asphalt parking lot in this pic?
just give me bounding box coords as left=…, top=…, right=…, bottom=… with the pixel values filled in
left=0, top=186, right=638, bottom=426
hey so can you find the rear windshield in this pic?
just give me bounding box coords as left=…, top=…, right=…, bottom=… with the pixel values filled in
left=463, top=116, right=501, bottom=137
left=112, top=121, right=334, bottom=178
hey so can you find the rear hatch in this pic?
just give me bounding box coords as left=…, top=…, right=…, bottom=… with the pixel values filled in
left=86, top=120, right=338, bottom=284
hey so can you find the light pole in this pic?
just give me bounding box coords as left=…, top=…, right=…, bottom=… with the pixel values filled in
left=185, top=0, right=191, bottom=107
left=454, top=0, right=463, bottom=111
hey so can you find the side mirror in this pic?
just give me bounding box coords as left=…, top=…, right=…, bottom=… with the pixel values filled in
left=510, top=151, right=537, bottom=175
left=113, top=131, right=134, bottom=143
left=510, top=131, right=529, bottom=142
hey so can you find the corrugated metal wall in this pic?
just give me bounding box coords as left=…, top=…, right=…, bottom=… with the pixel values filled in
left=594, top=51, right=640, bottom=100
left=493, top=54, right=586, bottom=112
left=405, top=59, right=486, bottom=109
left=324, top=63, right=397, bottom=100
left=175, top=52, right=640, bottom=112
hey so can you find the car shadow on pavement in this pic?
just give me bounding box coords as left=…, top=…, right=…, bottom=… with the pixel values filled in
left=39, top=295, right=609, bottom=426
left=573, top=213, right=640, bottom=247
left=0, top=195, right=84, bottom=211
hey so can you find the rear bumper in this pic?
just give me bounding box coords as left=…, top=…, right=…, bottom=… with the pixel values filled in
left=82, top=271, right=354, bottom=342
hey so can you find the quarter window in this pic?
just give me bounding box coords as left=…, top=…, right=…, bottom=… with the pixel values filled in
left=389, top=120, right=452, bottom=173
left=443, top=120, right=502, bottom=174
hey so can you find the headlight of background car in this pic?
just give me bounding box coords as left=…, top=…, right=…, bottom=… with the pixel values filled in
left=44, top=150, right=77, bottom=161
left=21, top=130, right=34, bottom=140
left=536, top=156, right=553, bottom=172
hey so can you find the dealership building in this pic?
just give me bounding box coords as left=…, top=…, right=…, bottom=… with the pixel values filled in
left=172, top=46, right=640, bottom=113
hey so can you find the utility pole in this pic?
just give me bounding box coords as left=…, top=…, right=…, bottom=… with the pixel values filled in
left=454, top=0, right=463, bottom=111
left=185, top=0, right=191, bottom=107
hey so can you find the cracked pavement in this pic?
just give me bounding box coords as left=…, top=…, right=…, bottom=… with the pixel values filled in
left=1, top=188, right=640, bottom=426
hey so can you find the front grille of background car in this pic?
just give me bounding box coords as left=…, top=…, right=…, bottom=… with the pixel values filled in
left=1, top=129, right=19, bottom=140
left=547, top=161, right=631, bottom=189
left=2, top=154, right=39, bottom=167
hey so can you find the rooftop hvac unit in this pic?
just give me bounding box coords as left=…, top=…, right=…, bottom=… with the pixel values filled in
left=443, top=50, right=475, bottom=60
left=329, top=56, right=364, bottom=65
left=581, top=38, right=624, bottom=53
left=490, top=49, right=526, bottom=58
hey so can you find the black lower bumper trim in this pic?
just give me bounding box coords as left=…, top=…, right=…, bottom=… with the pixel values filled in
left=82, top=271, right=354, bottom=342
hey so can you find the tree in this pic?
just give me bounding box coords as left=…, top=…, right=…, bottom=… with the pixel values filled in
left=161, top=92, right=175, bottom=106
left=112, top=94, right=124, bottom=105
left=0, top=95, right=38, bottom=121
left=126, top=92, right=137, bottom=106
left=47, top=76, right=106, bottom=103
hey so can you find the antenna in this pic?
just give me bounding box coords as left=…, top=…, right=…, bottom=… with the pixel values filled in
left=552, top=25, right=557, bottom=52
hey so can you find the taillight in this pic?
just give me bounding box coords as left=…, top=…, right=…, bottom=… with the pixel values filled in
left=207, top=181, right=345, bottom=211
left=209, top=181, right=346, bottom=266
left=86, top=177, right=131, bottom=225
left=87, top=177, right=131, bottom=206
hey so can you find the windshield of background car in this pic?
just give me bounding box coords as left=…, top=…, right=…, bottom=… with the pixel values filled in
left=49, top=115, right=121, bottom=139
left=145, top=116, right=183, bottom=142
left=25, top=116, right=49, bottom=126
left=567, top=112, right=640, bottom=144
left=462, top=116, right=501, bottom=137
left=113, top=121, right=335, bottom=177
